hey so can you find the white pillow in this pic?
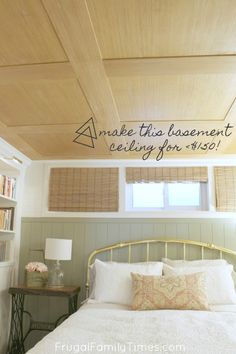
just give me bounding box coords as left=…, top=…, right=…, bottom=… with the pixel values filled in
left=88, top=263, right=96, bottom=298
left=232, top=271, right=236, bottom=291
left=162, top=258, right=228, bottom=267
left=89, top=261, right=153, bottom=299
left=163, top=264, right=236, bottom=305
left=94, top=259, right=163, bottom=305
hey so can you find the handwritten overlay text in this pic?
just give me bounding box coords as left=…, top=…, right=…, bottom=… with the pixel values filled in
left=73, top=118, right=233, bottom=161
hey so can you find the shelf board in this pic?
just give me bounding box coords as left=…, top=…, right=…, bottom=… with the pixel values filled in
left=0, top=260, right=14, bottom=268
left=0, top=230, right=15, bottom=234
left=0, top=194, right=16, bottom=205
left=0, top=158, right=19, bottom=172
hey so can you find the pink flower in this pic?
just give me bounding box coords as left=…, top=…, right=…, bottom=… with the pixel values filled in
left=25, top=262, right=48, bottom=273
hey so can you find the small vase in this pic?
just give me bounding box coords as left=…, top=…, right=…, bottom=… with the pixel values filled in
left=25, top=270, right=48, bottom=287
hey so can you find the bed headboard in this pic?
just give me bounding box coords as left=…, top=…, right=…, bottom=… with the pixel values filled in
left=86, top=239, right=236, bottom=297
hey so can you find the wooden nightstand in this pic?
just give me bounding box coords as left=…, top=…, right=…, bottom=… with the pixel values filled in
left=6, top=285, right=80, bottom=354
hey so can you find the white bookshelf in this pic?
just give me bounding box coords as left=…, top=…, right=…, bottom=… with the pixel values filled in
left=0, top=183, right=21, bottom=271
left=0, top=138, right=30, bottom=354
left=0, top=171, right=18, bottom=263
left=0, top=191, right=17, bottom=260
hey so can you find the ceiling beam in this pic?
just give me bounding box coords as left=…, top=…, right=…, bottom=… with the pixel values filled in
left=104, top=55, right=236, bottom=77
left=214, top=96, right=236, bottom=153
left=42, top=0, right=123, bottom=133
left=0, top=62, right=75, bottom=84
left=0, top=120, right=42, bottom=159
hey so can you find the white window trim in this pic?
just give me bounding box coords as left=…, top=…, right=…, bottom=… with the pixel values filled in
left=23, top=158, right=236, bottom=219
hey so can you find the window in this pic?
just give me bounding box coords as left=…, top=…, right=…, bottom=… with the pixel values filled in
left=168, top=183, right=200, bottom=207
left=127, top=182, right=208, bottom=211
left=133, top=183, right=164, bottom=208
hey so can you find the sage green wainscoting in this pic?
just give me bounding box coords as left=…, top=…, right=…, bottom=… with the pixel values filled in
left=19, top=217, right=236, bottom=350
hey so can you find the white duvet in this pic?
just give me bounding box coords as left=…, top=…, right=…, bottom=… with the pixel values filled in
left=27, top=302, right=236, bottom=354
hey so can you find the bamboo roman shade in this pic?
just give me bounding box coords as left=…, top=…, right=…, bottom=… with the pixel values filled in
left=126, top=167, right=208, bottom=183
left=214, top=167, right=236, bottom=212
left=49, top=168, right=119, bottom=212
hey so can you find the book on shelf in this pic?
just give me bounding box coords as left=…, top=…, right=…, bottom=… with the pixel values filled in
left=0, top=207, right=14, bottom=231
left=0, top=175, right=16, bottom=199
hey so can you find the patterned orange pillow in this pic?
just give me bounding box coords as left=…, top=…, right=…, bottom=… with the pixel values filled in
left=131, top=272, right=209, bottom=311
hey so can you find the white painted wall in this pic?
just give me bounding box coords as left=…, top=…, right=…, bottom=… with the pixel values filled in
left=22, top=162, right=45, bottom=217
left=22, top=159, right=236, bottom=219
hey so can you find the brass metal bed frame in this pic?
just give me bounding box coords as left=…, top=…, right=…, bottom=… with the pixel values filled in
left=86, top=239, right=236, bottom=297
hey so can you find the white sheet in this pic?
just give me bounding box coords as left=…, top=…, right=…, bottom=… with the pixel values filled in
left=27, top=302, right=236, bottom=354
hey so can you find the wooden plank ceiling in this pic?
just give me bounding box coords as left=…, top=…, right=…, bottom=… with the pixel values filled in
left=0, top=0, right=236, bottom=160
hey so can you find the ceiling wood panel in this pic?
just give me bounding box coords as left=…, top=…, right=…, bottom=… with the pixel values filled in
left=7, top=124, right=83, bottom=134
left=87, top=0, right=236, bottom=59
left=0, top=62, right=75, bottom=84
left=0, top=0, right=67, bottom=65
left=19, top=132, right=110, bottom=158
left=0, top=79, right=92, bottom=126
left=109, top=74, right=236, bottom=122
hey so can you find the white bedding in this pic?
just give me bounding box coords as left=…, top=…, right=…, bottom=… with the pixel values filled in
left=27, top=302, right=236, bottom=354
